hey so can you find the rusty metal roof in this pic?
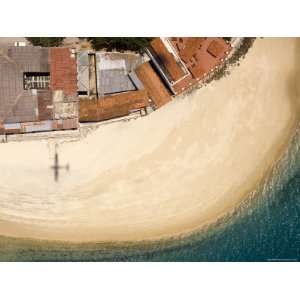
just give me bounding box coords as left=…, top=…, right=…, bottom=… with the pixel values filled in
left=135, top=62, right=172, bottom=108
left=7, top=46, right=50, bottom=72
left=49, top=48, right=78, bottom=97
left=0, top=46, right=78, bottom=130
left=79, top=90, right=149, bottom=122
left=149, top=38, right=186, bottom=82
left=0, top=47, right=47, bottom=123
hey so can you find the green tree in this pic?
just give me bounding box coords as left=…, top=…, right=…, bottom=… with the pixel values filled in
left=26, top=37, right=65, bottom=47
left=87, top=37, right=152, bottom=53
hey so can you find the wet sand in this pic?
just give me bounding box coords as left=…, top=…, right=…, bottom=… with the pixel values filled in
left=0, top=38, right=300, bottom=242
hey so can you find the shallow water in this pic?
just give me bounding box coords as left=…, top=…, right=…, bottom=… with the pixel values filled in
left=0, top=124, right=299, bottom=262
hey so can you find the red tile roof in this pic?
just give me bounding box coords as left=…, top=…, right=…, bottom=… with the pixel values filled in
left=49, top=48, right=77, bottom=96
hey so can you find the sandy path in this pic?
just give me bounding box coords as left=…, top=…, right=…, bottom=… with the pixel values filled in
left=0, top=38, right=300, bottom=242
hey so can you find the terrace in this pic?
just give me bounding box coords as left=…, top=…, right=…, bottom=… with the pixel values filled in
left=146, top=37, right=232, bottom=95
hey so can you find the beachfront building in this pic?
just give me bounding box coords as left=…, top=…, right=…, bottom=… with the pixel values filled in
left=0, top=46, right=78, bottom=134
left=146, top=37, right=232, bottom=95
left=0, top=38, right=234, bottom=135
left=78, top=51, right=151, bottom=122
left=135, top=62, right=172, bottom=109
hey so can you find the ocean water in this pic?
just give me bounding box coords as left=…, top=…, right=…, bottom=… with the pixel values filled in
left=0, top=126, right=300, bottom=262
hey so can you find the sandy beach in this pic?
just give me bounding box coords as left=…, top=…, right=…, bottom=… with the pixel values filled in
left=0, top=38, right=300, bottom=242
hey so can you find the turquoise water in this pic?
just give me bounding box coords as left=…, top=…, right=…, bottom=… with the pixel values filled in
left=0, top=126, right=300, bottom=261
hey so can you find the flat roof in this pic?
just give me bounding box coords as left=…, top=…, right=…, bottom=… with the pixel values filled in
left=171, top=37, right=232, bottom=80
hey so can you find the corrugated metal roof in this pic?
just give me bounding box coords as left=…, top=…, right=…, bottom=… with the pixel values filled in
left=7, top=46, right=50, bottom=72
left=129, top=71, right=144, bottom=90
left=98, top=69, right=136, bottom=95
left=4, top=123, right=21, bottom=130
left=135, top=62, right=172, bottom=109
left=78, top=51, right=89, bottom=66
left=22, top=120, right=52, bottom=133
left=49, top=48, right=78, bottom=96
left=0, top=46, right=79, bottom=132
left=62, top=118, right=78, bottom=129
left=79, top=90, right=149, bottom=122
left=0, top=46, right=49, bottom=124
left=149, top=38, right=186, bottom=83
left=96, top=53, right=136, bottom=95
left=37, top=90, right=53, bottom=121
left=98, top=55, right=126, bottom=70
left=52, top=118, right=78, bottom=130
left=77, top=51, right=89, bottom=93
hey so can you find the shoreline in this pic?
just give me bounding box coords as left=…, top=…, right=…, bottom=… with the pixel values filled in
left=0, top=38, right=300, bottom=243
left=0, top=120, right=299, bottom=247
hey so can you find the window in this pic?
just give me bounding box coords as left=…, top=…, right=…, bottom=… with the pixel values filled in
left=78, top=91, right=88, bottom=96
left=23, top=72, right=50, bottom=90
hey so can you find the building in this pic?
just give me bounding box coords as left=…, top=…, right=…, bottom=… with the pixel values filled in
left=0, top=46, right=78, bottom=134
left=0, top=38, right=233, bottom=134
left=146, top=37, right=232, bottom=95
left=79, top=90, right=149, bottom=122
left=78, top=51, right=151, bottom=121
left=77, top=51, right=144, bottom=98
left=135, top=62, right=172, bottom=108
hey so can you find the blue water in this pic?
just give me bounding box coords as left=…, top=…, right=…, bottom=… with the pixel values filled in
left=0, top=126, right=300, bottom=261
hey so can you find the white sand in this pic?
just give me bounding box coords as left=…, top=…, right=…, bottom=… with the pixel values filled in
left=0, top=38, right=300, bottom=242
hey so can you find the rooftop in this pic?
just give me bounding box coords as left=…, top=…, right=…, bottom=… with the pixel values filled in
left=0, top=46, right=50, bottom=124
left=96, top=52, right=136, bottom=95
left=79, top=90, right=149, bottom=122
left=1, top=38, right=233, bottom=133
left=171, top=37, right=232, bottom=80
left=77, top=51, right=144, bottom=97
left=147, top=37, right=232, bottom=95
left=0, top=46, right=78, bottom=133
left=148, top=38, right=187, bottom=83
left=50, top=48, right=77, bottom=97
left=135, top=61, right=172, bottom=108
